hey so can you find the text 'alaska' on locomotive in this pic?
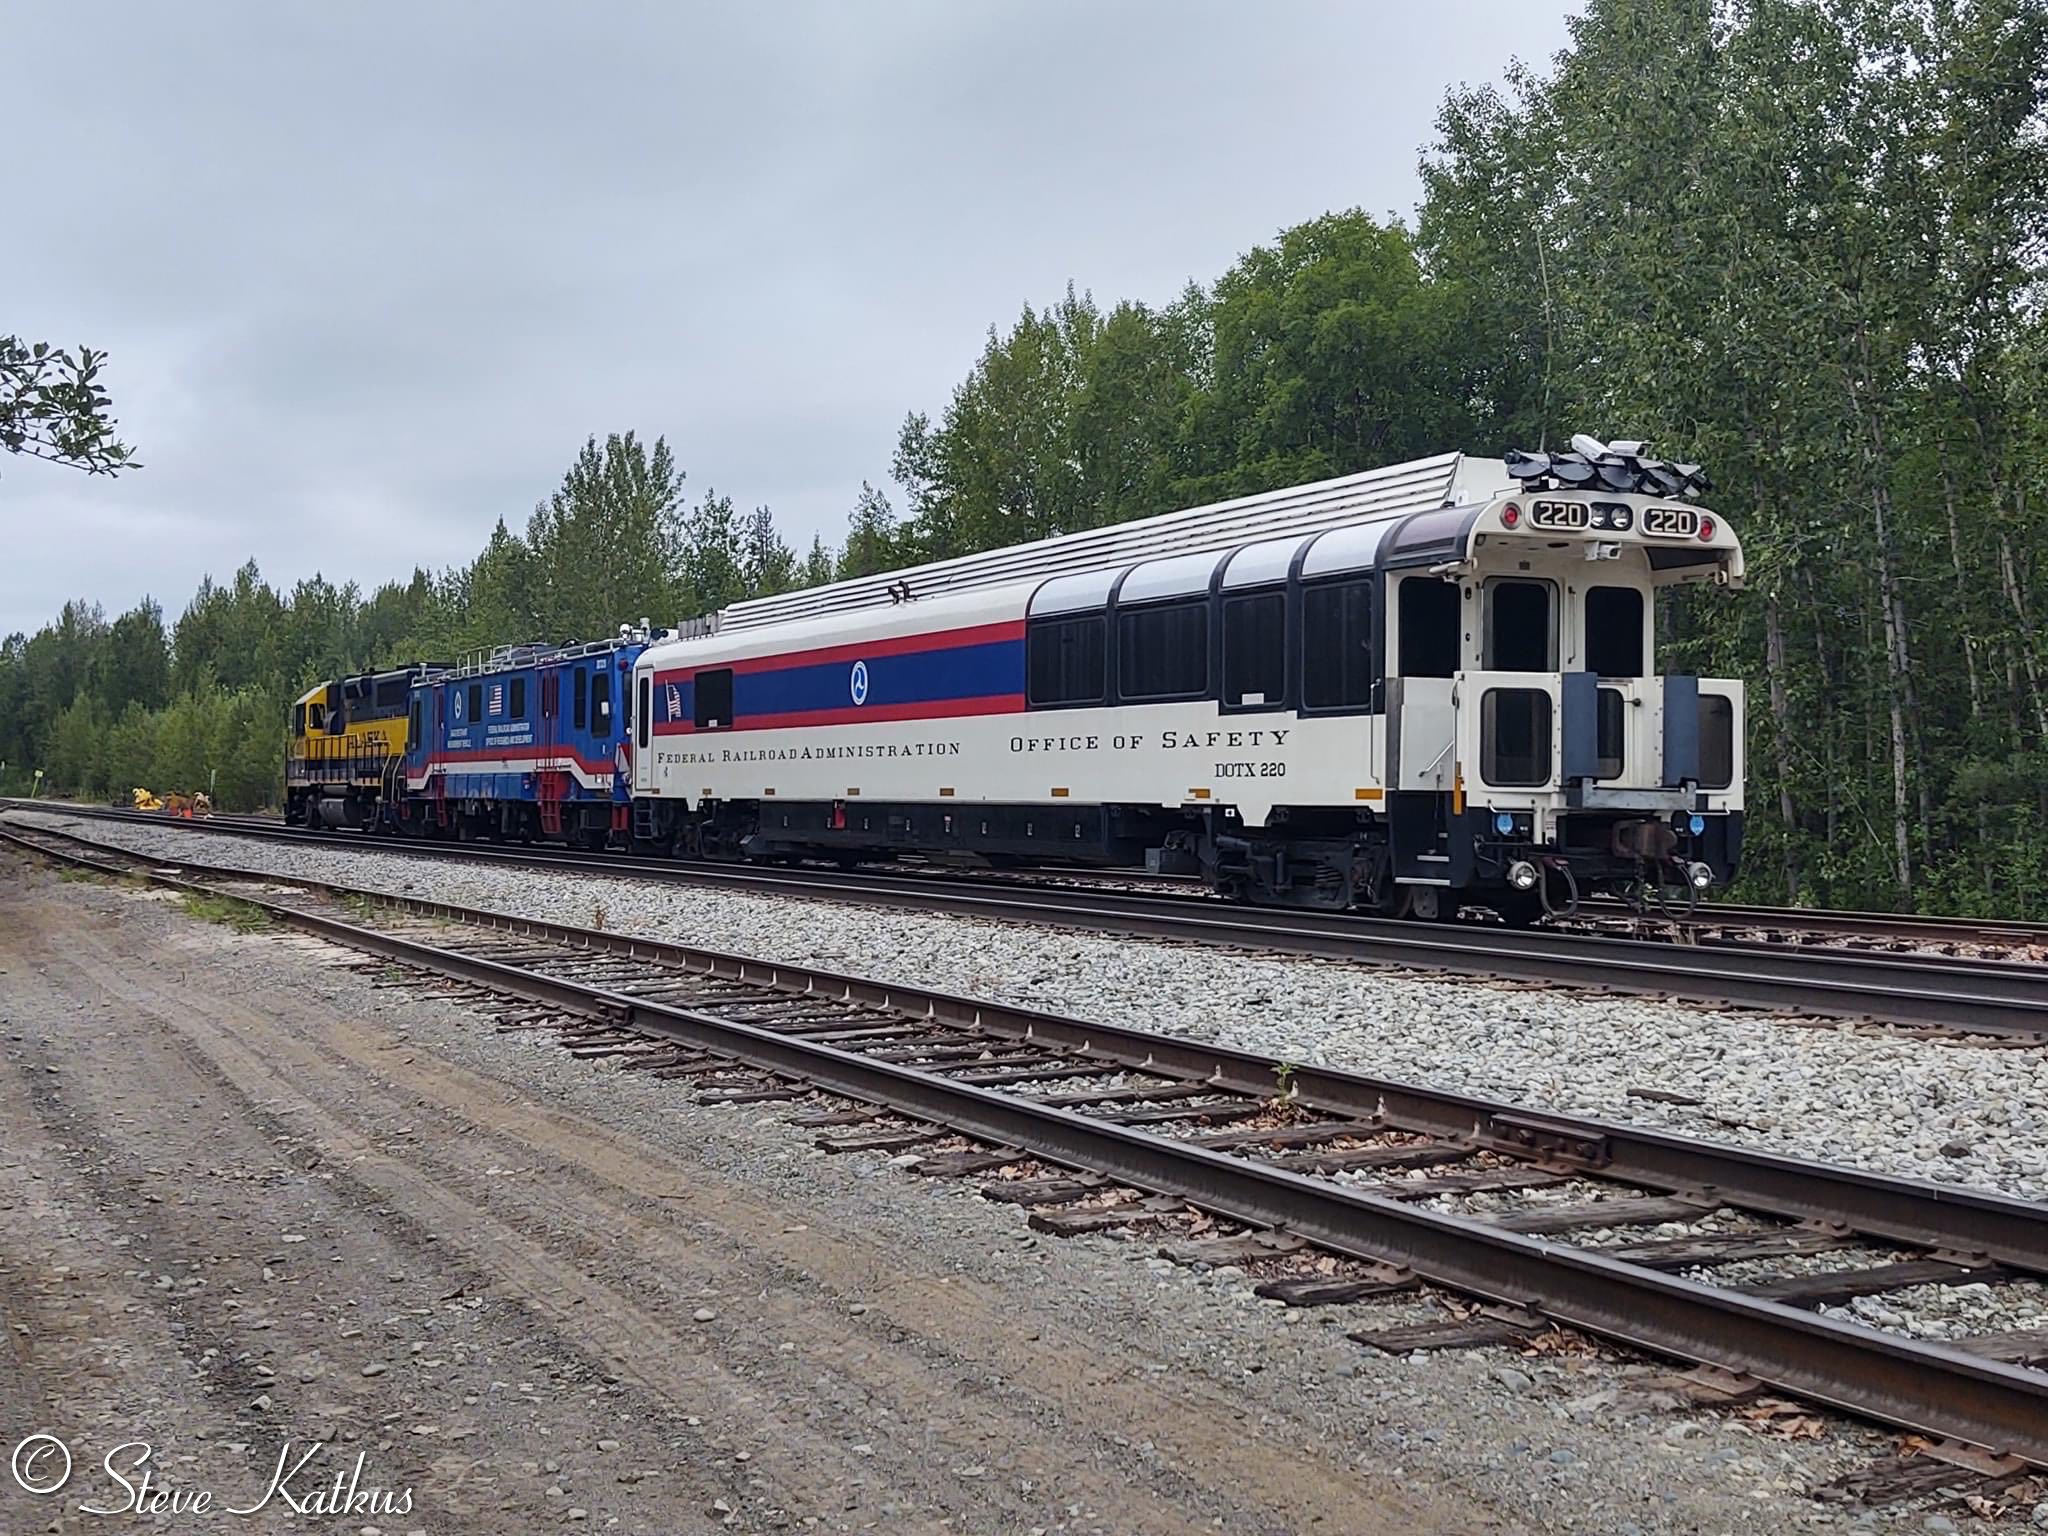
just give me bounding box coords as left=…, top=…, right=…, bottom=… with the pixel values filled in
left=284, top=438, right=1745, bottom=921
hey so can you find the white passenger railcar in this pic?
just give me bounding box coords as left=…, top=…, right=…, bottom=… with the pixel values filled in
left=629, top=446, right=1745, bottom=918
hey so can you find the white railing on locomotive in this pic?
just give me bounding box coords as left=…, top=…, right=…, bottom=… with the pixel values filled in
left=442, top=630, right=650, bottom=683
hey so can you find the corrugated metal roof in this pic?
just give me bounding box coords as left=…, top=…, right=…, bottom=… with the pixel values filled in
left=701, top=452, right=1505, bottom=634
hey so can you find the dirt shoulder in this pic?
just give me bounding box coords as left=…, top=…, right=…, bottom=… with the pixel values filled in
left=0, top=859, right=1533, bottom=1535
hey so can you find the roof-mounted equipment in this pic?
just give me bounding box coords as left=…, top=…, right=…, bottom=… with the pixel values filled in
left=1505, top=434, right=1712, bottom=500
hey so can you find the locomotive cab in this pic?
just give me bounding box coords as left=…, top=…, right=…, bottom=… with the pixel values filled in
left=1383, top=477, right=1746, bottom=918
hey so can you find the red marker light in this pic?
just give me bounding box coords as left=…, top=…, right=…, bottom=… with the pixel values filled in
left=1501, top=503, right=1521, bottom=528
left=1698, top=516, right=1717, bottom=541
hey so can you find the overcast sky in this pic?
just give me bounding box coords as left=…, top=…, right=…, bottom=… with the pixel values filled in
left=2, top=2, right=1574, bottom=641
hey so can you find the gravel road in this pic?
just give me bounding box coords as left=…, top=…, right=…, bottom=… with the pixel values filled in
left=6, top=840, right=2048, bottom=1531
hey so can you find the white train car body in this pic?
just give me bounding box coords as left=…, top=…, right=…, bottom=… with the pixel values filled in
left=629, top=450, right=1746, bottom=915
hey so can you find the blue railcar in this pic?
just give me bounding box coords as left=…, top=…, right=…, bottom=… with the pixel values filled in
left=398, top=633, right=649, bottom=846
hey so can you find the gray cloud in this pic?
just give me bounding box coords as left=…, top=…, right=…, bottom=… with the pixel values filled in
left=2, top=0, right=1572, bottom=637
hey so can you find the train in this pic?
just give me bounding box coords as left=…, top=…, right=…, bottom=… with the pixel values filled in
left=285, top=442, right=1746, bottom=920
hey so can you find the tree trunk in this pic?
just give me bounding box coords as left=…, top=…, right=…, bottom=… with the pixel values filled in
left=1845, top=332, right=1916, bottom=904
left=1998, top=527, right=2048, bottom=744
left=1763, top=588, right=1803, bottom=903
left=1936, top=444, right=1984, bottom=723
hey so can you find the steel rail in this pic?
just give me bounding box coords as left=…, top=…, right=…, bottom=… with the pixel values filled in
left=17, top=817, right=2045, bottom=1272
left=8, top=801, right=2048, bottom=1038
left=8, top=821, right=2047, bottom=1466
left=24, top=800, right=2048, bottom=940
left=16, top=823, right=2048, bottom=1277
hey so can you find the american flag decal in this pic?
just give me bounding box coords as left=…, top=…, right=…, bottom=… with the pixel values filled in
left=666, top=683, right=682, bottom=722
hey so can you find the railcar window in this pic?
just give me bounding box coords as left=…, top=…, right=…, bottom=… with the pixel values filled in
left=1699, top=694, right=1735, bottom=789
left=1483, top=578, right=1557, bottom=672
left=1117, top=600, right=1208, bottom=702
left=573, top=667, right=588, bottom=730
left=695, top=668, right=734, bottom=730
left=467, top=683, right=482, bottom=723
left=1596, top=686, right=1625, bottom=779
left=1301, top=580, right=1374, bottom=710
left=1482, top=687, right=1553, bottom=787
left=308, top=702, right=326, bottom=732
left=1585, top=587, right=1645, bottom=678
left=408, top=697, right=420, bottom=745
left=374, top=676, right=408, bottom=712
left=510, top=678, right=527, bottom=719
left=1026, top=615, right=1107, bottom=707
left=1397, top=578, right=1461, bottom=678
left=1222, top=590, right=1287, bottom=708
left=592, top=674, right=612, bottom=732
left=637, top=676, right=650, bottom=749
left=293, top=704, right=306, bottom=736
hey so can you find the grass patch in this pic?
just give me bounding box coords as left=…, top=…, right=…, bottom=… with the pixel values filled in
left=336, top=891, right=385, bottom=921
left=179, top=891, right=273, bottom=933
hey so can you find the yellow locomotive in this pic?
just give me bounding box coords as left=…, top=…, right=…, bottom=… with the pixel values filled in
left=285, top=666, right=435, bottom=828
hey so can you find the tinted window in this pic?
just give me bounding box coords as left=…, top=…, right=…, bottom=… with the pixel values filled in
left=1485, top=579, right=1556, bottom=671
left=637, top=676, right=651, bottom=748
left=1700, top=694, right=1735, bottom=790
left=467, top=683, right=482, bottom=723
left=695, top=668, right=734, bottom=729
left=1027, top=615, right=1107, bottom=707
left=1398, top=578, right=1461, bottom=678
left=510, top=677, right=527, bottom=718
left=293, top=704, right=306, bottom=736
left=408, top=697, right=420, bottom=744
left=1117, top=601, right=1208, bottom=701
left=1301, top=579, right=1374, bottom=710
left=591, top=673, right=612, bottom=734
left=1482, top=687, right=1553, bottom=787
left=1223, top=590, right=1287, bottom=708
left=573, top=667, right=589, bottom=730
left=1586, top=586, right=1645, bottom=678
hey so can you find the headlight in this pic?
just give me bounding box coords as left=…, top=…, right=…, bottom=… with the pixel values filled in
left=1687, top=861, right=1713, bottom=890
left=1608, top=506, right=1633, bottom=530
left=1508, top=860, right=1540, bottom=890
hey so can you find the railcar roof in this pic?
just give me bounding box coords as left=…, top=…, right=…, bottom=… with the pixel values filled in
left=698, top=452, right=1509, bottom=637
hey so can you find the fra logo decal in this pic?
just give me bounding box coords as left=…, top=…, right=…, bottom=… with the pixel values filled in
left=849, top=660, right=870, bottom=707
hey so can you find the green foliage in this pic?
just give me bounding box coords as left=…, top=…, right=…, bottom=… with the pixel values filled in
left=1405, top=0, right=2048, bottom=913
left=0, top=335, right=138, bottom=475
left=525, top=432, right=687, bottom=641
left=841, top=481, right=901, bottom=578
left=179, top=891, right=272, bottom=933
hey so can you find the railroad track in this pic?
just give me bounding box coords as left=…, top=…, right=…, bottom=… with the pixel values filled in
left=7, top=801, right=2047, bottom=1042
left=5, top=818, right=2047, bottom=1490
